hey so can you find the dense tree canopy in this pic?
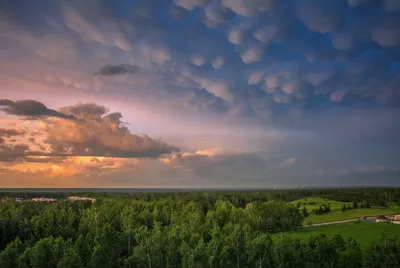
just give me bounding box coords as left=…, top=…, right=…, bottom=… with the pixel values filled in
left=0, top=188, right=399, bottom=267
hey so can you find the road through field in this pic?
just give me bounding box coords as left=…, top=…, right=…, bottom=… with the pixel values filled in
left=303, top=215, right=396, bottom=227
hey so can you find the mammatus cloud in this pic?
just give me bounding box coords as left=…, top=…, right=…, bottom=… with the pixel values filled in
left=93, top=64, right=141, bottom=76
left=0, top=99, right=76, bottom=120
left=221, top=0, right=276, bottom=17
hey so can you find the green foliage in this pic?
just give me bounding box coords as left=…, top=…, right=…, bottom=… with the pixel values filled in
left=0, top=189, right=399, bottom=267
left=57, top=247, right=83, bottom=268
left=364, top=239, right=400, bottom=268
left=342, top=205, right=347, bottom=212
left=0, top=237, right=24, bottom=268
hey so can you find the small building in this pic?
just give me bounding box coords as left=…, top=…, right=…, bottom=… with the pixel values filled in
left=15, top=198, right=23, bottom=203
left=32, top=197, right=57, bottom=203
left=68, top=196, right=97, bottom=203
left=394, top=215, right=400, bottom=221
left=376, top=216, right=389, bottom=223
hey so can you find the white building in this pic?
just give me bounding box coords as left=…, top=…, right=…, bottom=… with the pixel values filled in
left=68, top=196, right=97, bottom=203
left=32, top=197, right=57, bottom=203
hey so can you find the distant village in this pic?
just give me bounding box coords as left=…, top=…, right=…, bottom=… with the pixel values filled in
left=9, top=196, right=97, bottom=204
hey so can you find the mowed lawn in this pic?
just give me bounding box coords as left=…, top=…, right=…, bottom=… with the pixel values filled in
left=273, top=222, right=400, bottom=249
left=304, top=206, right=400, bottom=225
left=291, top=197, right=352, bottom=211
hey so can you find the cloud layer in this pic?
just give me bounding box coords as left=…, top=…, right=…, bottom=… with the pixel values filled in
left=0, top=0, right=399, bottom=187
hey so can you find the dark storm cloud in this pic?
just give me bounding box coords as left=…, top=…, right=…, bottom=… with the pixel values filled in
left=58, top=103, right=108, bottom=119
left=93, top=64, right=141, bottom=76
left=0, top=143, right=29, bottom=162
left=0, top=99, right=76, bottom=120
left=0, top=128, right=25, bottom=137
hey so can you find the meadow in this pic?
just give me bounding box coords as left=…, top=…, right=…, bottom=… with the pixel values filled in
left=274, top=221, right=400, bottom=249
left=291, top=196, right=353, bottom=211
left=304, top=206, right=400, bottom=225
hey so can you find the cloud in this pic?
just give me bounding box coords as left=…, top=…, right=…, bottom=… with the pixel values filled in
left=282, top=157, right=297, bottom=166
left=384, top=0, right=400, bottom=12
left=241, top=47, right=264, bottom=63
left=228, top=28, right=245, bottom=45
left=329, top=90, right=347, bottom=102
left=0, top=102, right=179, bottom=162
left=1, top=0, right=400, bottom=186
left=58, top=103, right=107, bottom=118
left=281, top=80, right=300, bottom=94
left=62, top=3, right=108, bottom=45
left=346, top=0, right=368, bottom=7
left=41, top=103, right=179, bottom=158
left=273, top=93, right=291, bottom=104
left=191, top=56, right=205, bottom=66
left=200, top=79, right=232, bottom=101
left=332, top=31, right=354, bottom=51
left=264, top=75, right=280, bottom=91
left=302, top=65, right=335, bottom=86
left=204, top=2, right=235, bottom=25
left=0, top=128, right=25, bottom=137
left=93, top=64, right=141, bottom=76
left=371, top=17, right=400, bottom=47
left=221, top=0, right=275, bottom=17
left=253, top=25, right=280, bottom=43
left=248, top=71, right=264, bottom=85
left=296, top=0, right=346, bottom=33
left=174, top=0, right=208, bottom=11
left=62, top=2, right=132, bottom=51
left=212, top=56, right=225, bottom=68
left=338, top=165, right=400, bottom=175
left=0, top=99, right=76, bottom=120
left=0, top=143, right=29, bottom=162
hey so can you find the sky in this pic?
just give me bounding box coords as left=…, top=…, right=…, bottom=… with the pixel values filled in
left=0, top=0, right=400, bottom=188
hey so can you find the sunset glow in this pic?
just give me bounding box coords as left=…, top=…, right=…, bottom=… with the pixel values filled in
left=1, top=0, right=399, bottom=188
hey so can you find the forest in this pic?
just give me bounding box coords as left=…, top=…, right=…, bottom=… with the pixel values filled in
left=0, top=187, right=399, bottom=268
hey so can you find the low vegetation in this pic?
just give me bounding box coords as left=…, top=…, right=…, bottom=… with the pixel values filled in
left=274, top=221, right=400, bottom=249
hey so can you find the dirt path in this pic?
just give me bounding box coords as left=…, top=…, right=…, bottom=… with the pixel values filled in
left=304, top=218, right=361, bottom=227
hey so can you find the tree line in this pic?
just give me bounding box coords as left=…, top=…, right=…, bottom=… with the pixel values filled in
left=2, top=187, right=400, bottom=207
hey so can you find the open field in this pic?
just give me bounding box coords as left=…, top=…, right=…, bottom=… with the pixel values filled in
left=304, top=206, right=400, bottom=225
left=273, top=222, right=400, bottom=249
left=291, top=197, right=352, bottom=211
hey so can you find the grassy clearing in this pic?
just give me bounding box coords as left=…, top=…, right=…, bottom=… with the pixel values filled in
left=291, top=197, right=352, bottom=211
left=304, top=206, right=400, bottom=225
left=272, top=222, right=400, bottom=249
